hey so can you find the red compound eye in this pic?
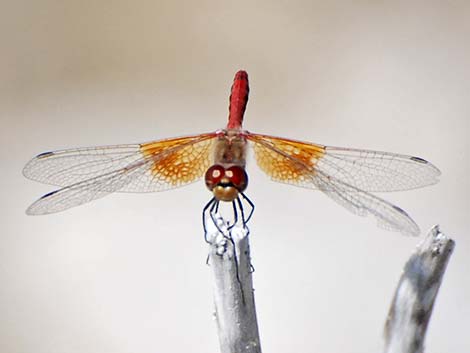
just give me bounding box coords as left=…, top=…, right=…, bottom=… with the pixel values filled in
left=226, top=165, right=248, bottom=192
left=205, top=165, right=225, bottom=191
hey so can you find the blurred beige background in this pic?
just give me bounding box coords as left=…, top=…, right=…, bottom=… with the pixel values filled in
left=1, top=1, right=469, bottom=352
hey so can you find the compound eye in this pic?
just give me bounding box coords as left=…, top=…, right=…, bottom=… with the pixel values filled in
left=226, top=165, right=248, bottom=192
left=205, top=165, right=225, bottom=191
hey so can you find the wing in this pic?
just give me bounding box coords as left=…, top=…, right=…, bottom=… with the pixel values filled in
left=311, top=168, right=420, bottom=235
left=247, top=133, right=439, bottom=235
left=247, top=133, right=440, bottom=192
left=24, top=133, right=216, bottom=215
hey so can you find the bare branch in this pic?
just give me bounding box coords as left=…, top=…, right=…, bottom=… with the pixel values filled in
left=384, top=225, right=455, bottom=353
left=206, top=214, right=261, bottom=353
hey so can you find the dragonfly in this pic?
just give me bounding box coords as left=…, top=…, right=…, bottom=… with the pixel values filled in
left=24, top=70, right=440, bottom=236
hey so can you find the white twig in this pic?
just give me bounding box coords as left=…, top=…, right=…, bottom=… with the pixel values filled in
left=384, top=225, right=455, bottom=353
left=206, top=213, right=261, bottom=353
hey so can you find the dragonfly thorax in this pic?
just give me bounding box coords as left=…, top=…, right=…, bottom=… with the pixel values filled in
left=205, top=164, right=248, bottom=202
left=213, top=129, right=248, bottom=167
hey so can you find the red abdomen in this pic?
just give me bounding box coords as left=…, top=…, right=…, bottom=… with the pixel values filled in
left=227, top=70, right=249, bottom=129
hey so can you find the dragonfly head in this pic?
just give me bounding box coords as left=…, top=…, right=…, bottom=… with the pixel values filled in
left=205, top=164, right=248, bottom=202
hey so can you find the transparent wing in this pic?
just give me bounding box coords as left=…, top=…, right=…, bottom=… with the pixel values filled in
left=26, top=160, right=152, bottom=215
left=319, top=146, right=440, bottom=192
left=24, top=134, right=216, bottom=192
left=247, top=133, right=439, bottom=235
left=25, top=133, right=216, bottom=214
left=24, top=144, right=145, bottom=188
left=312, top=168, right=420, bottom=235
left=247, top=133, right=440, bottom=192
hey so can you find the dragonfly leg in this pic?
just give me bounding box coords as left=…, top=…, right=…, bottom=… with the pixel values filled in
left=202, top=197, right=216, bottom=243
left=227, top=232, right=246, bottom=305
left=209, top=201, right=229, bottom=237
left=239, top=192, right=255, bottom=224
left=204, top=198, right=231, bottom=264
left=227, top=200, right=239, bottom=230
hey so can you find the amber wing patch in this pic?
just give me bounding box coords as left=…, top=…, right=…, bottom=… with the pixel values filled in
left=141, top=134, right=215, bottom=189
left=247, top=134, right=325, bottom=185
